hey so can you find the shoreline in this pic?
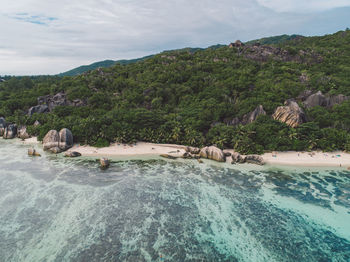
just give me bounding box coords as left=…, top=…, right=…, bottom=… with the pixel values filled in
left=14, top=137, right=350, bottom=168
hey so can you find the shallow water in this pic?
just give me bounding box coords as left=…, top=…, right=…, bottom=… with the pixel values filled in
left=0, top=139, right=350, bottom=262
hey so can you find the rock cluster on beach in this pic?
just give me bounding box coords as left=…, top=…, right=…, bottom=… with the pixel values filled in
left=43, top=128, right=73, bottom=153
left=160, top=145, right=265, bottom=165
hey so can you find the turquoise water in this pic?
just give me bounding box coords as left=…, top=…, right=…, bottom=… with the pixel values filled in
left=0, top=139, right=350, bottom=262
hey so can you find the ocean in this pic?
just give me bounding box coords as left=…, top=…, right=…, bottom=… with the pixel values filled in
left=0, top=139, right=349, bottom=262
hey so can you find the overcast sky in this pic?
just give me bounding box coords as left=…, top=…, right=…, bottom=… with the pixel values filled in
left=0, top=0, right=349, bottom=75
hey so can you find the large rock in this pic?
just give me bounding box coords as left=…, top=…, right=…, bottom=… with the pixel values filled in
left=3, top=124, right=17, bottom=139
left=43, top=130, right=60, bottom=151
left=303, top=91, right=349, bottom=108
left=185, top=146, right=201, bottom=154
left=245, top=155, right=265, bottom=165
left=241, top=105, right=266, bottom=125
left=199, top=146, right=225, bottom=162
left=0, top=117, right=6, bottom=136
left=28, top=105, right=49, bottom=116
left=326, top=94, right=349, bottom=107
left=303, top=91, right=327, bottom=108
left=231, top=152, right=246, bottom=164
left=272, top=99, right=306, bottom=128
left=64, top=151, right=81, bottom=157
left=59, top=128, right=73, bottom=150
left=17, top=125, right=30, bottom=139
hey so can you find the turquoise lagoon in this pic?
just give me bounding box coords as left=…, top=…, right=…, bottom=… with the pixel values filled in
left=0, top=139, right=349, bottom=262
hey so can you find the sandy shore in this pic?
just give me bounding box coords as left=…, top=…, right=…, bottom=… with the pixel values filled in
left=65, top=142, right=187, bottom=158
left=263, top=151, right=350, bottom=167
left=21, top=137, right=350, bottom=168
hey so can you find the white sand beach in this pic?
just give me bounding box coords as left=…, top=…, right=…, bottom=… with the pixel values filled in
left=21, top=137, right=350, bottom=168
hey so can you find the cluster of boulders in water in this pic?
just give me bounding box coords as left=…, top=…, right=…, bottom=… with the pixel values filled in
left=162, top=145, right=265, bottom=165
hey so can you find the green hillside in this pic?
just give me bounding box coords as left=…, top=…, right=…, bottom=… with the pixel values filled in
left=1, top=29, right=350, bottom=154
left=246, top=34, right=304, bottom=45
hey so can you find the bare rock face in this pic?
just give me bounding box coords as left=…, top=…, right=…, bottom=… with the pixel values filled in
left=3, top=124, right=17, bottom=139
left=28, top=105, right=49, bottom=116
left=302, top=91, right=349, bottom=108
left=28, top=92, right=86, bottom=116
left=241, top=105, right=266, bottom=125
left=0, top=117, right=6, bottom=136
left=17, top=125, right=30, bottom=140
left=327, top=94, right=348, bottom=107
left=272, top=99, right=306, bottom=128
left=43, top=130, right=60, bottom=151
left=59, top=128, right=73, bottom=151
left=34, top=120, right=41, bottom=127
left=245, top=155, right=265, bottom=165
left=303, top=91, right=327, bottom=108
left=199, top=146, right=225, bottom=162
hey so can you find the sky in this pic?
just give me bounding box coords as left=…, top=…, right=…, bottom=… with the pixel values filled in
left=0, top=0, right=349, bottom=75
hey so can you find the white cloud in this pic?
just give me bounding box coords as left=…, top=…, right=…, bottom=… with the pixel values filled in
left=0, top=0, right=349, bottom=75
left=257, top=0, right=350, bottom=13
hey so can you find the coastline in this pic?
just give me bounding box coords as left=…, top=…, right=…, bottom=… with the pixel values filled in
left=16, top=137, right=350, bottom=168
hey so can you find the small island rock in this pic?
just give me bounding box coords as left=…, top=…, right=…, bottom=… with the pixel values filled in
left=64, top=151, right=81, bottom=157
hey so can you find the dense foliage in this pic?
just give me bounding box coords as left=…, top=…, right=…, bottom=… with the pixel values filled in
left=1, top=30, right=350, bottom=154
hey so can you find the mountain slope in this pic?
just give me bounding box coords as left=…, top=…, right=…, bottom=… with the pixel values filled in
left=1, top=30, right=350, bottom=154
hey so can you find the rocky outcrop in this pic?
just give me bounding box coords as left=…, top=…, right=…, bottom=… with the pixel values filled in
left=34, top=120, right=41, bottom=127
left=28, top=92, right=86, bottom=116
left=0, top=117, right=6, bottom=136
left=28, top=105, right=49, bottom=116
left=231, top=152, right=246, bottom=164
left=326, top=94, right=348, bottom=107
left=3, top=124, right=17, bottom=139
left=43, top=128, right=74, bottom=153
left=199, top=146, right=225, bottom=162
left=303, top=91, right=327, bottom=108
left=245, top=155, right=265, bottom=165
left=302, top=91, right=349, bottom=109
left=272, top=99, right=306, bottom=128
left=17, top=126, right=30, bottom=140
left=231, top=152, right=265, bottom=165
left=64, top=151, right=81, bottom=157
left=185, top=146, right=200, bottom=154
left=43, top=130, right=60, bottom=151
left=229, top=40, right=244, bottom=48
left=59, top=128, right=73, bottom=151
left=225, top=105, right=266, bottom=126
left=241, top=105, right=266, bottom=125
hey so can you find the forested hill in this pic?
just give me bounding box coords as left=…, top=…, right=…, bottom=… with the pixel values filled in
left=1, top=29, right=350, bottom=154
